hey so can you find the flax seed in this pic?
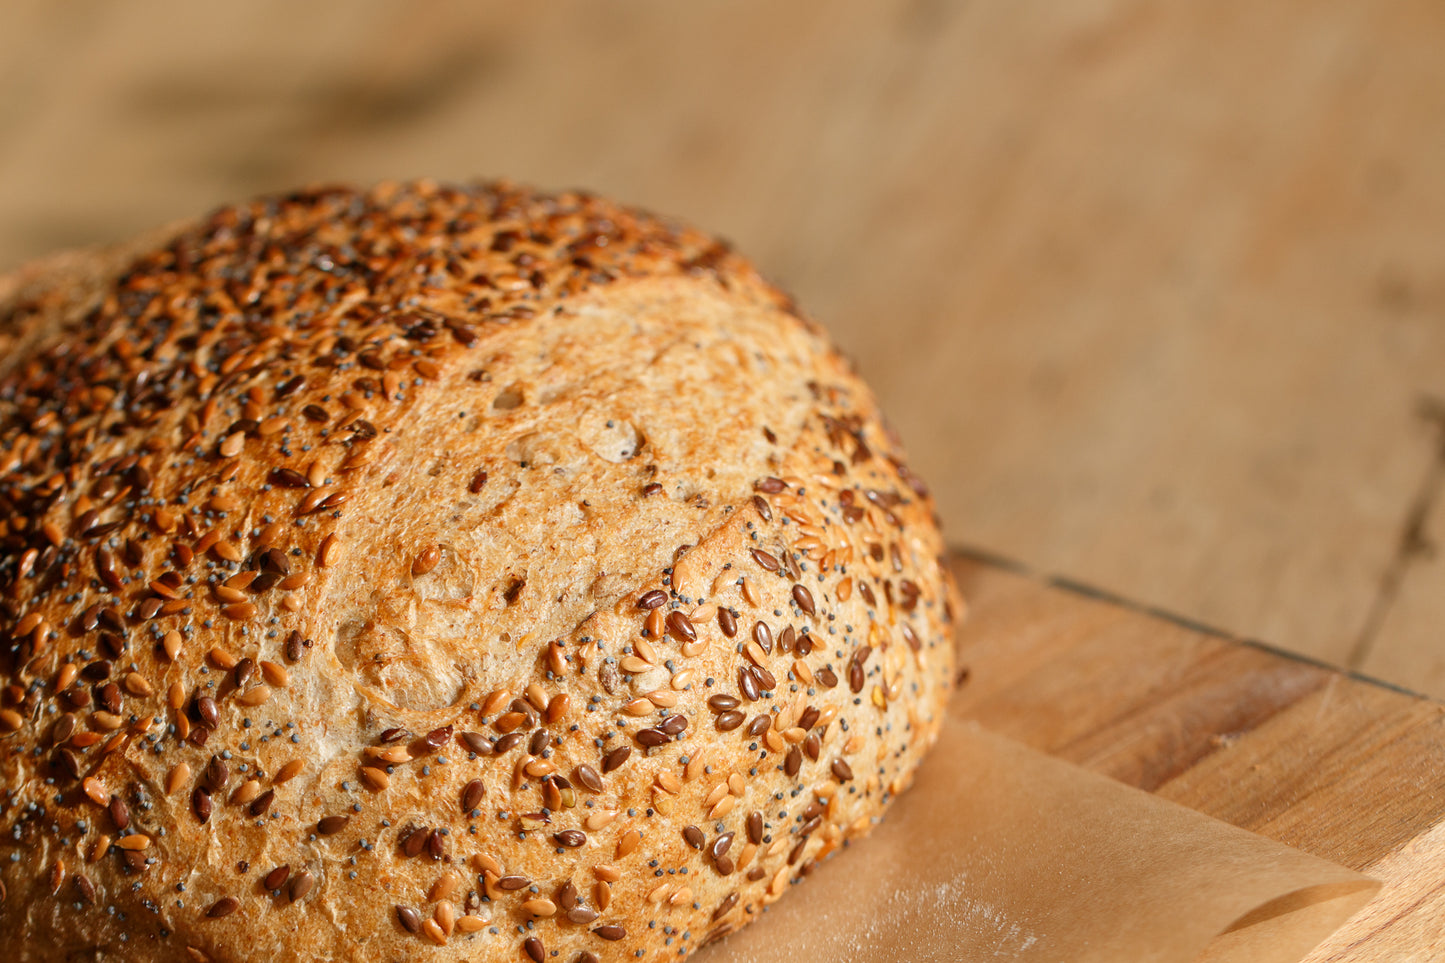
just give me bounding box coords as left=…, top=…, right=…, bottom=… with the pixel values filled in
left=360, top=766, right=390, bottom=791
left=521, top=898, right=557, bottom=917
left=665, top=611, right=696, bottom=642
left=57, top=662, right=79, bottom=689
left=295, top=489, right=327, bottom=515
left=738, top=667, right=760, bottom=702
left=266, top=759, right=302, bottom=786
left=317, top=814, right=350, bottom=835
left=524, top=759, right=555, bottom=778
left=602, top=746, right=631, bottom=773
left=288, top=871, right=314, bottom=903
left=214, top=541, right=244, bottom=563
left=741, top=577, right=760, bottom=607
left=249, top=789, right=275, bottom=816
left=646, top=689, right=678, bottom=708
left=80, top=777, right=106, bottom=805
left=232, top=780, right=262, bottom=806
left=481, top=689, right=512, bottom=715
left=204, top=758, right=230, bottom=795
left=430, top=896, right=453, bottom=931
left=714, top=710, right=744, bottom=731
left=264, top=865, right=291, bottom=892
left=92, top=711, right=124, bottom=731
left=744, top=641, right=770, bottom=667
left=619, top=656, right=650, bottom=674
left=411, top=545, right=441, bottom=576
left=257, top=660, right=288, bottom=687
left=236, top=686, right=270, bottom=707
left=214, top=585, right=246, bottom=604
left=628, top=635, right=657, bottom=665
left=206, top=897, right=239, bottom=919
left=583, top=810, right=616, bottom=831
left=166, top=762, right=191, bottom=795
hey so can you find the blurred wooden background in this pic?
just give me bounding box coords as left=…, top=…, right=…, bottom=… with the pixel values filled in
left=4, top=0, right=1445, bottom=694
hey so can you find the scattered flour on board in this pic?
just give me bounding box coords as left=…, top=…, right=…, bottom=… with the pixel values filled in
left=721, top=860, right=1044, bottom=962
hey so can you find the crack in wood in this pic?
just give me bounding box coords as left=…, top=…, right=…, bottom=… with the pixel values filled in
left=1346, top=395, right=1445, bottom=671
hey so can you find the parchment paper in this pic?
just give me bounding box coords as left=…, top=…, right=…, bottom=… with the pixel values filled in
left=698, top=719, right=1378, bottom=963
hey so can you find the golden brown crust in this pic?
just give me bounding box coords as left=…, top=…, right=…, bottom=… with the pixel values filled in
left=0, top=181, right=957, bottom=962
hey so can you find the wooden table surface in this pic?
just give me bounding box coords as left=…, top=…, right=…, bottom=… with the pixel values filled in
left=950, top=553, right=1445, bottom=961
left=6, top=1, right=1443, bottom=697
left=1, top=6, right=1441, bottom=950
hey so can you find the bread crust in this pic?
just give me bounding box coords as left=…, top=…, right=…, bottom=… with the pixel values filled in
left=0, top=181, right=957, bottom=962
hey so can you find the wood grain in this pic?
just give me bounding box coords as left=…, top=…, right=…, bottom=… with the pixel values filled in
left=949, top=554, right=1445, bottom=960
left=3, top=0, right=1445, bottom=692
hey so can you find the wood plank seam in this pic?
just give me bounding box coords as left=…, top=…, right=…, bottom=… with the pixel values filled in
left=948, top=542, right=1434, bottom=701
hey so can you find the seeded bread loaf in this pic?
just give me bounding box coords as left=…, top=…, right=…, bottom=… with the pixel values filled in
left=0, top=181, right=959, bottom=963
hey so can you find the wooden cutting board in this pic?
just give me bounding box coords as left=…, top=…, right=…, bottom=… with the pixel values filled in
left=947, top=551, right=1445, bottom=961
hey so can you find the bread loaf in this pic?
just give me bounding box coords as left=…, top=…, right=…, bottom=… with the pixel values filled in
left=0, top=181, right=959, bottom=962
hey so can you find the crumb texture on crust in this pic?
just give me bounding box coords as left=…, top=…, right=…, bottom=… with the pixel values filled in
left=0, top=181, right=957, bottom=962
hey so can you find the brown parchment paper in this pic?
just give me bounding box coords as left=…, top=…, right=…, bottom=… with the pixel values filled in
left=697, top=719, right=1378, bottom=963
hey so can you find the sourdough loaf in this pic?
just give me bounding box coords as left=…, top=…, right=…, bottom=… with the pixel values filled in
left=0, top=181, right=958, bottom=962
